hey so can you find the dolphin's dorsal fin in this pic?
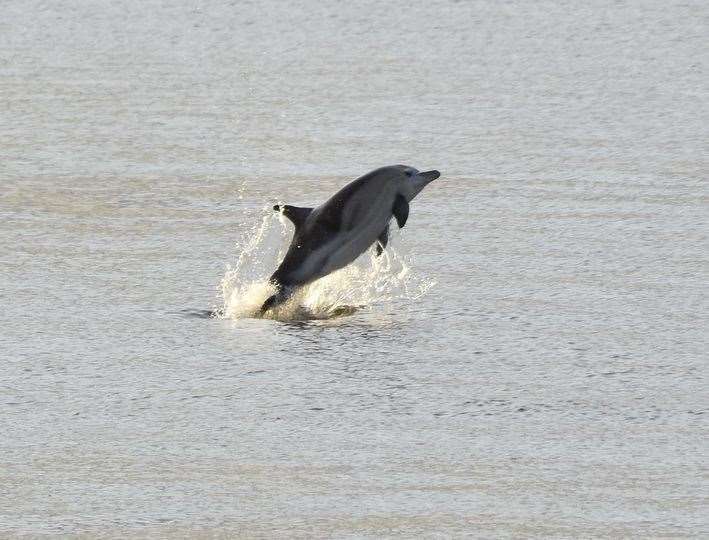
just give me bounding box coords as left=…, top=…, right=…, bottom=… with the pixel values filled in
left=274, top=205, right=313, bottom=230
left=392, top=194, right=409, bottom=228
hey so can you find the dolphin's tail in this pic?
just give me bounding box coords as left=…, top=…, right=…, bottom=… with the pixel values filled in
left=259, top=294, right=280, bottom=315
left=259, top=281, right=292, bottom=316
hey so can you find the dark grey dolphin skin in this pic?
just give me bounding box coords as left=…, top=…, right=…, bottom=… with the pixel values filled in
left=260, top=165, right=440, bottom=314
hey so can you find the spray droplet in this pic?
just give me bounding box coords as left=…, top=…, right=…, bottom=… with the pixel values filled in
left=217, top=207, right=435, bottom=321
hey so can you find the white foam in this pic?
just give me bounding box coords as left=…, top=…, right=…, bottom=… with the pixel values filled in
left=217, top=207, right=435, bottom=321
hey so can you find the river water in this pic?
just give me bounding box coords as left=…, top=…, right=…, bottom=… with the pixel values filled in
left=2, top=0, right=708, bottom=537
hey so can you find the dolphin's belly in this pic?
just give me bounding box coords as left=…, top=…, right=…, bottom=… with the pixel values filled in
left=287, top=216, right=388, bottom=285
left=319, top=215, right=389, bottom=276
left=286, top=184, right=396, bottom=285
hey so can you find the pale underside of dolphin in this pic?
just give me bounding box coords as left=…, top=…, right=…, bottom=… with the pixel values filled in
left=260, top=164, right=440, bottom=315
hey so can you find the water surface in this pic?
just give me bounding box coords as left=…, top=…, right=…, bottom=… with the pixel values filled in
left=2, top=0, right=708, bottom=537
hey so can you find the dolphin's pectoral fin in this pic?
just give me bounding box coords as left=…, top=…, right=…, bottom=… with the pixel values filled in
left=392, top=194, right=409, bottom=228
left=375, top=225, right=389, bottom=256
left=274, top=205, right=313, bottom=230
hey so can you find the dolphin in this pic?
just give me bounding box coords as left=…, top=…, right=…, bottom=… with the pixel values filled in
left=260, top=164, right=440, bottom=314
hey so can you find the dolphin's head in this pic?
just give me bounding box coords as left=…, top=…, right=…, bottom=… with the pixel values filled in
left=391, top=164, right=441, bottom=201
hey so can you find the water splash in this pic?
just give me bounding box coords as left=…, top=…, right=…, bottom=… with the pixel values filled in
left=217, top=207, right=435, bottom=321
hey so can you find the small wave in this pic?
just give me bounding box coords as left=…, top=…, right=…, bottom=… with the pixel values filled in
left=178, top=308, right=221, bottom=319
left=216, top=207, right=434, bottom=321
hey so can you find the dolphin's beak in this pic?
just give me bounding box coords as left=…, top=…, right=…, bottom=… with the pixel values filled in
left=418, top=170, right=440, bottom=183
left=408, top=169, right=440, bottom=199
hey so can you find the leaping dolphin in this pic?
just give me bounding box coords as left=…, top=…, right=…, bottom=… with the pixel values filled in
left=260, top=164, right=441, bottom=315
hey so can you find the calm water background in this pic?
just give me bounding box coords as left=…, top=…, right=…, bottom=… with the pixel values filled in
left=2, top=0, right=708, bottom=537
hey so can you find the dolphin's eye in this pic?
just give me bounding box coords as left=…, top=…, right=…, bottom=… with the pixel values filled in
left=405, top=170, right=413, bottom=178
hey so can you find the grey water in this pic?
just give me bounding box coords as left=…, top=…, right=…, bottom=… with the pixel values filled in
left=2, top=0, right=708, bottom=537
